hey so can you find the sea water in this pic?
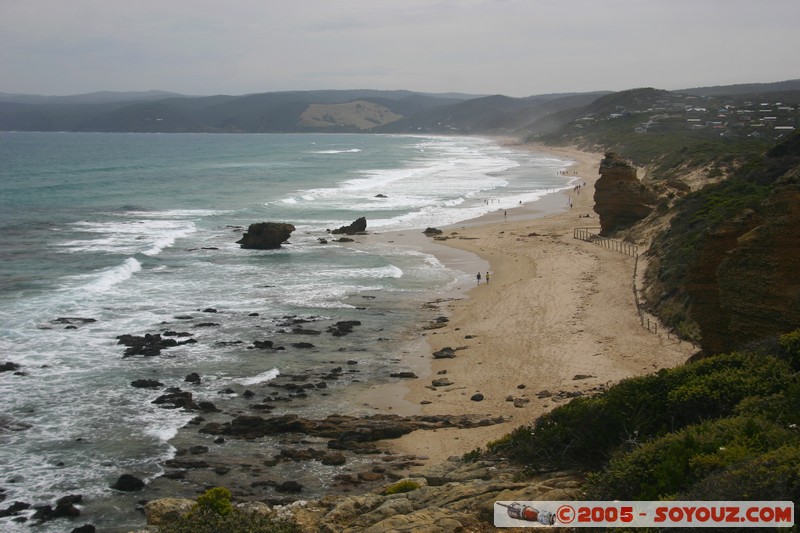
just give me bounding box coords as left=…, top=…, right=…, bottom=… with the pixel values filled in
left=0, top=132, right=574, bottom=531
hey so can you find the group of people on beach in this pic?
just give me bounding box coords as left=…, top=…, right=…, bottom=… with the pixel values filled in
left=477, top=271, right=491, bottom=285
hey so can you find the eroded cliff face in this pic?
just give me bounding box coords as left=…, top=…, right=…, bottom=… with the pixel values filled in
left=688, top=168, right=800, bottom=354
left=594, top=152, right=657, bottom=235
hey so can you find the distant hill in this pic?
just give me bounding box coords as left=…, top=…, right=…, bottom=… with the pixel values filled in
left=0, top=80, right=796, bottom=135
left=679, top=78, right=800, bottom=97
left=0, top=90, right=188, bottom=105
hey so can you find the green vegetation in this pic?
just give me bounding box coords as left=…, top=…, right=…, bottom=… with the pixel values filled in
left=157, top=487, right=300, bottom=533
left=384, top=479, right=422, bottom=495
left=644, top=131, right=800, bottom=340
left=484, top=330, right=800, bottom=501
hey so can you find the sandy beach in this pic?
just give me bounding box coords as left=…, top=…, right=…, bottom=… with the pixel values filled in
left=363, top=143, right=696, bottom=464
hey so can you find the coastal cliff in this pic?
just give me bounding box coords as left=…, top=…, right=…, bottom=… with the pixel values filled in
left=593, top=152, right=656, bottom=235
left=643, top=131, right=800, bottom=354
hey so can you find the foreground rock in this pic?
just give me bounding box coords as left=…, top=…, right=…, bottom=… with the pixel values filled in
left=143, top=458, right=584, bottom=532
left=236, top=222, right=296, bottom=249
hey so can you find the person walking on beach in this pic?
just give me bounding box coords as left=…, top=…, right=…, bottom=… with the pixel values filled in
left=485, top=271, right=491, bottom=284
left=476, top=272, right=482, bottom=285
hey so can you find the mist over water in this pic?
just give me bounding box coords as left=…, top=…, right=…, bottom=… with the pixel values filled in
left=0, top=132, right=573, bottom=531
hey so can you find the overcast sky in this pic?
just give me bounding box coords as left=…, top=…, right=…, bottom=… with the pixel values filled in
left=2, top=0, right=798, bottom=97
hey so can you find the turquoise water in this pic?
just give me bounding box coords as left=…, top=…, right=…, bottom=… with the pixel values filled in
left=0, top=132, right=573, bottom=531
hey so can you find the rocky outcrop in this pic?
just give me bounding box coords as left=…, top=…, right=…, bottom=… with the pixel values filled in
left=236, top=222, right=296, bottom=249
left=687, top=168, right=800, bottom=354
left=331, top=217, right=367, bottom=235
left=593, top=152, right=657, bottom=235
left=142, top=459, right=584, bottom=532
left=198, top=413, right=505, bottom=452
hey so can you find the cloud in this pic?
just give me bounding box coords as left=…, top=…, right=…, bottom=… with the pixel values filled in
left=1, top=0, right=798, bottom=96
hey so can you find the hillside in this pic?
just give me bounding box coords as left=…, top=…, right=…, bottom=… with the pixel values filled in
left=541, top=85, right=800, bottom=354
left=2, top=80, right=797, bottom=135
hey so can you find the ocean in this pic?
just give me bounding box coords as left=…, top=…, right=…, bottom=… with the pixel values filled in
left=0, top=132, right=573, bottom=531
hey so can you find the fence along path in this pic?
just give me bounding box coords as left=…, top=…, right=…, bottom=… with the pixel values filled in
left=573, top=227, right=688, bottom=345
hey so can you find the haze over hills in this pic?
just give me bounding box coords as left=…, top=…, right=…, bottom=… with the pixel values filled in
left=0, top=79, right=798, bottom=136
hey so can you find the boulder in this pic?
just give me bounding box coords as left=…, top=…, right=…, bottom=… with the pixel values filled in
left=432, top=347, right=456, bottom=359
left=423, top=227, right=443, bottom=235
left=130, top=379, right=163, bottom=388
left=117, top=333, right=178, bottom=357
left=331, top=217, right=367, bottom=235
left=110, top=474, right=145, bottom=492
left=236, top=222, right=296, bottom=249
left=143, top=498, right=195, bottom=526
left=0, top=362, right=20, bottom=373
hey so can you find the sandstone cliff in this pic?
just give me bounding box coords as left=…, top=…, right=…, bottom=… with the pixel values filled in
left=687, top=166, right=800, bottom=354
left=593, top=152, right=657, bottom=236
left=645, top=132, right=800, bottom=354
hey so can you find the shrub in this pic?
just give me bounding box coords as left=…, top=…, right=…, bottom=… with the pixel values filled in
left=489, top=351, right=794, bottom=472
left=194, top=486, right=233, bottom=517
left=157, top=486, right=301, bottom=533
left=157, top=509, right=301, bottom=533
left=384, top=479, right=421, bottom=495
left=585, top=416, right=798, bottom=500
left=778, top=329, right=800, bottom=371
left=680, top=444, right=800, bottom=501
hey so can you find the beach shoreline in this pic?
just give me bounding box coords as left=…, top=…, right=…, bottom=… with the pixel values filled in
left=359, top=142, right=695, bottom=464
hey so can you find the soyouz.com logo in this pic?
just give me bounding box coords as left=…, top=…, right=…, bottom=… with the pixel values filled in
left=494, top=501, right=794, bottom=528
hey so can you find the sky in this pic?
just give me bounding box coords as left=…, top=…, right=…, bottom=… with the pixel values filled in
left=1, top=0, right=798, bottom=98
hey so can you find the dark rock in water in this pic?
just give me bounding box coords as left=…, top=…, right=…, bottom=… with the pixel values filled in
left=162, top=330, right=193, bottom=337
left=375, top=194, right=388, bottom=198
left=327, top=320, right=361, bottom=336
left=70, top=525, right=96, bottom=533
left=130, top=379, right=163, bottom=388
left=117, top=333, right=178, bottom=357
left=291, top=342, right=315, bottom=349
left=321, top=452, right=347, bottom=465
left=32, top=494, right=83, bottom=522
left=277, top=480, right=303, bottom=493
left=111, top=474, right=145, bottom=492
left=185, top=372, right=201, bottom=384
left=152, top=390, right=198, bottom=410
left=52, top=317, right=97, bottom=327
left=331, top=217, right=367, bottom=235
left=291, top=327, right=321, bottom=335
left=164, top=459, right=209, bottom=469
left=0, top=501, right=31, bottom=517
left=252, top=340, right=274, bottom=350
left=423, top=227, right=443, bottom=235
left=197, top=401, right=219, bottom=413
left=333, top=237, right=354, bottom=243
left=236, top=222, right=296, bottom=249
left=470, top=393, right=485, bottom=402
left=0, top=362, right=21, bottom=373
